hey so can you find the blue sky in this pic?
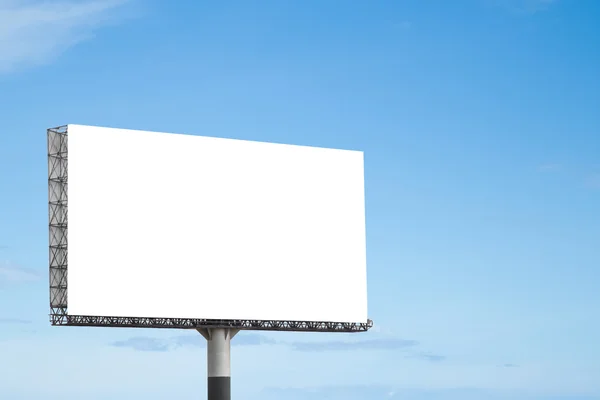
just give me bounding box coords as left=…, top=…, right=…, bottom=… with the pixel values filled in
left=0, top=0, right=599, bottom=398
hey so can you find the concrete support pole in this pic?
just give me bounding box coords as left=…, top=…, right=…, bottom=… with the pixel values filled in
left=197, top=328, right=239, bottom=400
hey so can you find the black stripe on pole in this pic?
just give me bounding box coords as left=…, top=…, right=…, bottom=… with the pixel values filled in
left=208, top=376, right=231, bottom=400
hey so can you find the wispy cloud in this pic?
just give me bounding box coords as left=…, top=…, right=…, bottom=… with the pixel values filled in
left=392, top=21, right=412, bottom=30
left=234, top=333, right=277, bottom=346
left=174, top=332, right=277, bottom=348
left=111, top=332, right=278, bottom=352
left=287, top=337, right=445, bottom=363
left=261, top=386, right=600, bottom=400
left=585, top=174, right=600, bottom=190
left=537, top=163, right=562, bottom=172
left=262, top=385, right=395, bottom=400
left=171, top=335, right=204, bottom=348
left=406, top=352, right=446, bottom=362
left=0, top=318, right=32, bottom=324
left=0, top=0, right=132, bottom=73
left=501, top=363, right=519, bottom=368
left=110, top=333, right=444, bottom=362
left=0, top=261, right=41, bottom=287
left=488, top=0, right=558, bottom=15
left=368, top=323, right=394, bottom=335
left=289, top=338, right=418, bottom=352
left=536, top=163, right=600, bottom=190
left=112, top=336, right=171, bottom=352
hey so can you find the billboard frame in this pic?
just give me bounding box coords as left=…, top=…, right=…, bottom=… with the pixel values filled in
left=47, top=125, right=372, bottom=333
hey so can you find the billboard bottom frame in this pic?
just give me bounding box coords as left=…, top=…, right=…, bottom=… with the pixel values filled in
left=50, top=309, right=372, bottom=333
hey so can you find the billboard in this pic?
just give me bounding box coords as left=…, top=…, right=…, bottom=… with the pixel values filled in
left=49, top=125, right=368, bottom=325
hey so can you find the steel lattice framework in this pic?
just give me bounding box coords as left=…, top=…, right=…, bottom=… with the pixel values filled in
left=48, top=126, right=68, bottom=314
left=47, top=125, right=372, bottom=333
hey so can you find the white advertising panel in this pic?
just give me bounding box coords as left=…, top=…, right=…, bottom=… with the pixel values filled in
left=67, top=125, right=367, bottom=323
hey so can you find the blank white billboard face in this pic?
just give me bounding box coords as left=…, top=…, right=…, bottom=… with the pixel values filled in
left=67, top=125, right=367, bottom=323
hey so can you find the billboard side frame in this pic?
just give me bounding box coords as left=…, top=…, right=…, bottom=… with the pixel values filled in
left=48, top=126, right=68, bottom=315
left=47, top=125, right=372, bottom=333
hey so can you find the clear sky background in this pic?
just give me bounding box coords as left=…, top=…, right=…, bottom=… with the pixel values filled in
left=0, top=0, right=599, bottom=399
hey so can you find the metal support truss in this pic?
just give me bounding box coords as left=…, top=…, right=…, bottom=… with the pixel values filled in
left=46, top=124, right=372, bottom=334
left=48, top=126, right=68, bottom=318
left=50, top=314, right=373, bottom=332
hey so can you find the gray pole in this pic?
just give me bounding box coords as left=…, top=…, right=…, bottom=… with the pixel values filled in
left=198, top=328, right=239, bottom=400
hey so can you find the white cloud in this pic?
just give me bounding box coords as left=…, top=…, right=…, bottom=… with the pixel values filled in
left=0, top=317, right=32, bottom=324
left=488, top=0, right=558, bottom=14
left=585, top=174, right=600, bottom=189
left=0, top=260, right=41, bottom=286
left=537, top=163, right=562, bottom=172
left=0, top=0, right=130, bottom=73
